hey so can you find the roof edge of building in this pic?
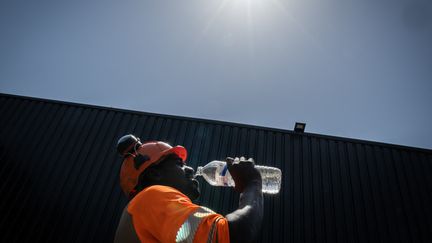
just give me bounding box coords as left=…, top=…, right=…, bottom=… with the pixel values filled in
left=1, top=92, right=431, bottom=153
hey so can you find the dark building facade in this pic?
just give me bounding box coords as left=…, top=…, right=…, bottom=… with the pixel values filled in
left=1, top=93, right=431, bottom=243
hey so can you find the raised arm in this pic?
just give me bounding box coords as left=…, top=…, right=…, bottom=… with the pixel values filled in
left=225, top=157, right=263, bottom=243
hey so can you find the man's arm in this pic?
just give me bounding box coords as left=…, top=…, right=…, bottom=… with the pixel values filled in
left=225, top=157, right=264, bottom=243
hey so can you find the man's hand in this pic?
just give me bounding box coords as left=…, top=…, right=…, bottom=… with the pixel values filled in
left=225, top=157, right=264, bottom=243
left=226, top=157, right=262, bottom=193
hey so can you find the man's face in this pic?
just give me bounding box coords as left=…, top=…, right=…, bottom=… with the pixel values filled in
left=156, top=156, right=200, bottom=200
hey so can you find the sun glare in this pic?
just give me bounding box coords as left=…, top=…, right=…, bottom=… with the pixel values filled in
left=201, top=0, right=287, bottom=37
left=196, top=0, right=318, bottom=59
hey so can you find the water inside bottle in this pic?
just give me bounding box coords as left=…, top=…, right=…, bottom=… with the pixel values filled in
left=195, top=163, right=282, bottom=194
left=195, top=166, right=221, bottom=186
left=257, top=166, right=282, bottom=194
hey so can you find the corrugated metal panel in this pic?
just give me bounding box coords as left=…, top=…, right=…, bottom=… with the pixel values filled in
left=1, top=93, right=431, bottom=243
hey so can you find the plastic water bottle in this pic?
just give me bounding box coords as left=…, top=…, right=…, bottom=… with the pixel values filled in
left=195, top=160, right=282, bottom=194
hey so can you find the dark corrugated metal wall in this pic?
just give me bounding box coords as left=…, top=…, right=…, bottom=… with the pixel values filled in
left=1, top=93, right=431, bottom=243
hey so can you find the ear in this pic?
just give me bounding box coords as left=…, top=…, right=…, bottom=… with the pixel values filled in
left=144, top=167, right=163, bottom=182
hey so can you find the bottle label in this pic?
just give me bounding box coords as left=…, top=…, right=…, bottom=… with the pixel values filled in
left=220, top=164, right=228, bottom=176
left=220, top=164, right=229, bottom=186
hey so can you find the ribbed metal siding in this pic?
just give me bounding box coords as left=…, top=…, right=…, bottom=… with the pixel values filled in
left=0, top=93, right=431, bottom=243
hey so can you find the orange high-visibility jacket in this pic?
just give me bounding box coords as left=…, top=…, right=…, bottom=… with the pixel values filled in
left=114, top=185, right=230, bottom=243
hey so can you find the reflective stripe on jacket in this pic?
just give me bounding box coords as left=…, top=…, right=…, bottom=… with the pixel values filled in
left=114, top=185, right=229, bottom=243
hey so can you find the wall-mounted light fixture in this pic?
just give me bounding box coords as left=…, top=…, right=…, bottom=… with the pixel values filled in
left=294, top=122, right=306, bottom=133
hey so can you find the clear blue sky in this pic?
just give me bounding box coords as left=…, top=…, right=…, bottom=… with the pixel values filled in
left=1, top=0, right=431, bottom=149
